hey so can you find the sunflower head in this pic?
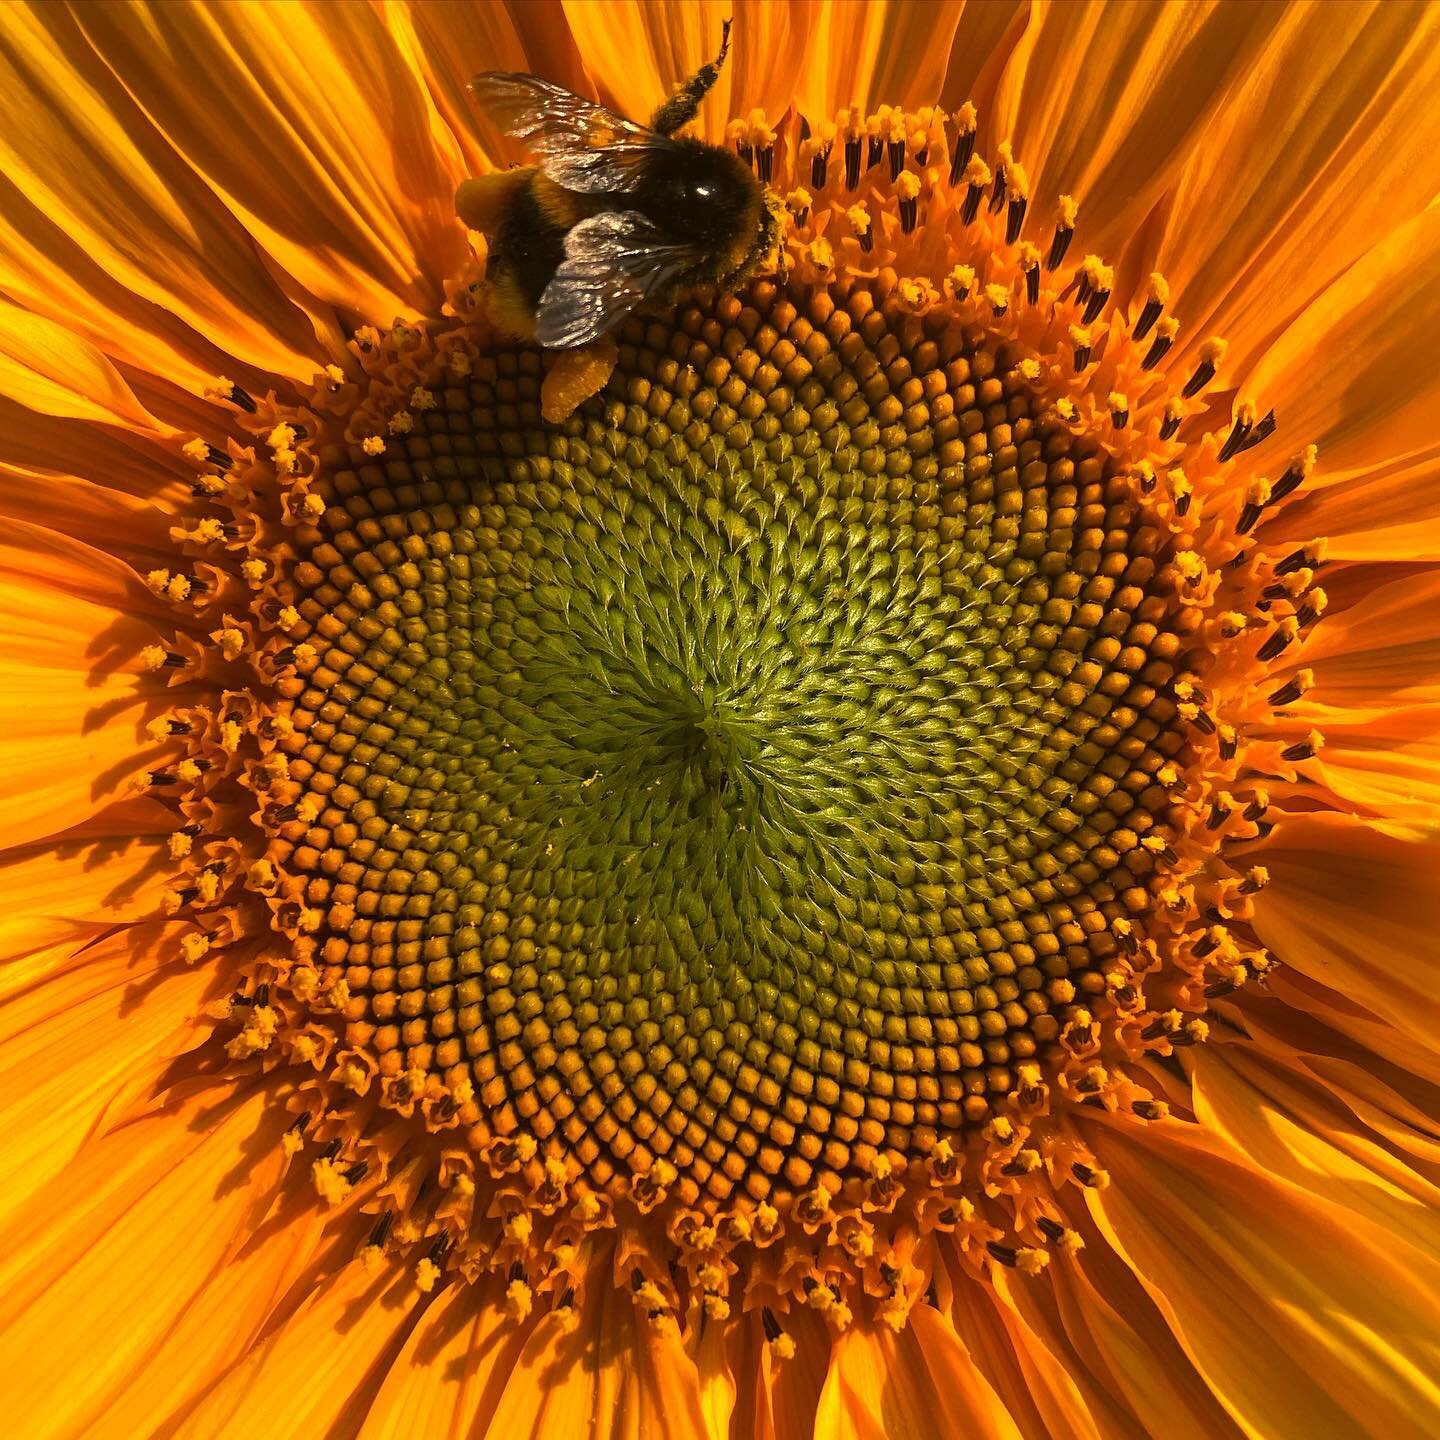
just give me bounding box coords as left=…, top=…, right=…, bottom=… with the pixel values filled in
left=4, top=4, right=1439, bottom=1436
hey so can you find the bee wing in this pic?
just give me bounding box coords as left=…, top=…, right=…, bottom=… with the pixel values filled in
left=534, top=211, right=701, bottom=349
left=469, top=72, right=666, bottom=194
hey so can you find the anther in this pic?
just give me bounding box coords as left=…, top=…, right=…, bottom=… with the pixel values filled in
left=988, top=144, right=1011, bottom=213
left=1047, top=196, right=1078, bottom=270
left=1143, top=318, right=1178, bottom=369
left=1182, top=337, right=1227, bottom=397
left=1158, top=398, right=1184, bottom=440
left=1236, top=478, right=1272, bottom=535
left=844, top=133, right=862, bottom=190
left=1269, top=445, right=1317, bottom=505
left=1020, top=244, right=1041, bottom=303
left=895, top=171, right=920, bottom=234
left=887, top=136, right=906, bottom=180
left=1295, top=589, right=1326, bottom=629
left=1005, top=167, right=1029, bottom=244
left=961, top=156, right=990, bottom=224
left=1256, top=619, right=1299, bottom=662
left=1281, top=731, right=1322, bottom=763
left=1267, top=668, right=1312, bottom=706
left=1109, top=392, right=1129, bottom=429
left=1274, top=538, right=1325, bottom=575
left=1081, top=279, right=1112, bottom=324
left=1237, top=408, right=1276, bottom=453
left=948, top=102, right=977, bottom=184
left=1070, top=325, right=1092, bottom=372
left=1218, top=405, right=1257, bottom=463
left=1132, top=275, right=1169, bottom=341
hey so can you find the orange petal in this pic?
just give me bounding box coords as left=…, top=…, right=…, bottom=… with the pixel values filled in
left=1253, top=810, right=1440, bottom=1080
left=482, top=1275, right=709, bottom=1438
left=388, top=0, right=542, bottom=180
left=1287, top=568, right=1440, bottom=708
left=1145, top=1, right=1440, bottom=381
left=1292, top=703, right=1440, bottom=822
left=356, top=1274, right=529, bottom=1439
left=791, top=0, right=966, bottom=123
left=561, top=0, right=809, bottom=139
left=989, top=1, right=1287, bottom=259
left=170, top=1259, right=430, bottom=1440
left=1238, top=987, right=1440, bottom=1166
left=751, top=1306, right=830, bottom=1440
left=813, top=1310, right=1023, bottom=1440
left=1265, top=443, right=1440, bottom=563
left=0, top=520, right=171, bottom=848
left=71, top=0, right=470, bottom=328
left=1083, top=1112, right=1440, bottom=1440
left=0, top=798, right=172, bottom=966
left=1191, top=1043, right=1440, bottom=1262
left=0, top=919, right=216, bottom=1227
left=1239, top=204, right=1440, bottom=485
left=945, top=1263, right=1111, bottom=1440
left=0, top=298, right=168, bottom=432
left=0, top=4, right=323, bottom=386
left=0, top=1082, right=295, bottom=1438
left=1043, top=1230, right=1247, bottom=1440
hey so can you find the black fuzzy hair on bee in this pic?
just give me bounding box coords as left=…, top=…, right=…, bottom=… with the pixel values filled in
left=461, top=22, right=778, bottom=351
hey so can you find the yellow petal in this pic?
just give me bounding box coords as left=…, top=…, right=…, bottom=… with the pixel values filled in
left=0, top=799, right=172, bottom=966
left=0, top=519, right=168, bottom=848
left=989, top=0, right=1287, bottom=259
left=482, top=1271, right=709, bottom=1438
left=1253, top=811, right=1440, bottom=1075
left=1192, top=1043, right=1440, bottom=1262
left=1084, top=1112, right=1440, bottom=1440
left=0, top=920, right=215, bottom=1228
left=0, top=3, right=323, bottom=384
left=378, top=0, right=542, bottom=179
left=814, top=1310, right=1023, bottom=1440
left=940, top=1260, right=1109, bottom=1440
left=1297, top=703, right=1440, bottom=822
left=1289, top=568, right=1440, bottom=708
left=791, top=1, right=967, bottom=124
left=0, top=1084, right=291, bottom=1438
left=1147, top=1, right=1440, bottom=382
left=560, top=0, right=809, bottom=139
left=171, top=1259, right=429, bottom=1439
left=1239, top=205, right=1440, bottom=485
left=71, top=0, right=470, bottom=327
left=0, top=298, right=167, bottom=432
left=1266, top=445, right=1440, bottom=563
left=1044, top=1232, right=1247, bottom=1440
left=356, top=1274, right=528, bottom=1440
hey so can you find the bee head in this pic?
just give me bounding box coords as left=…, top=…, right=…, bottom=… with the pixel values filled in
left=637, top=140, right=759, bottom=244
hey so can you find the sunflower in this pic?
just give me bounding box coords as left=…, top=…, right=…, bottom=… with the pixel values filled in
left=3, top=0, right=1440, bottom=1435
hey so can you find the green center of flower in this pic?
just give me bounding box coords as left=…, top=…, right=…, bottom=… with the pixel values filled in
left=279, top=286, right=1191, bottom=1205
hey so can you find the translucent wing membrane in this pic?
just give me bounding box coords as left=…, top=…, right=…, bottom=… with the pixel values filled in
left=469, top=72, right=667, bottom=194
left=535, top=211, right=701, bottom=347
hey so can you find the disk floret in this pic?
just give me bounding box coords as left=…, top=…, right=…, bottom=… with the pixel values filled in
left=132, top=95, right=1326, bottom=1334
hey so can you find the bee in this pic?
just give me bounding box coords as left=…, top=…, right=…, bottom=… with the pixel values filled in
left=459, top=22, right=779, bottom=348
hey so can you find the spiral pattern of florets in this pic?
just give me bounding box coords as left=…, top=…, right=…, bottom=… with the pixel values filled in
left=273, top=284, right=1194, bottom=1209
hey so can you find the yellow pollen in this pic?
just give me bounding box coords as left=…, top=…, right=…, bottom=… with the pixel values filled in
left=312, top=1158, right=353, bottom=1206
left=361, top=436, right=386, bottom=456
left=415, top=1258, right=441, bottom=1293
left=505, top=1279, right=533, bottom=1321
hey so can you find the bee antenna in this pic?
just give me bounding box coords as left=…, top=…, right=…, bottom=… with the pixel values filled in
left=650, top=20, right=734, bottom=135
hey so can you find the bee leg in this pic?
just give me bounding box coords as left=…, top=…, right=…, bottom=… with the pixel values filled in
left=455, top=170, right=531, bottom=236
left=650, top=19, right=732, bottom=136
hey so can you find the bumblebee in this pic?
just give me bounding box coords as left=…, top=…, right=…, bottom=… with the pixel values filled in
left=460, top=23, right=779, bottom=348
